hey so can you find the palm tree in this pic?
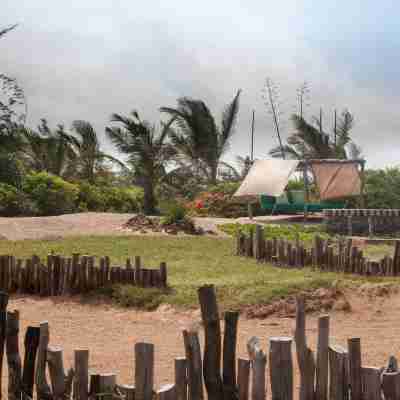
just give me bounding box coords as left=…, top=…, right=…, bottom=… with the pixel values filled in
left=71, top=120, right=122, bottom=183
left=21, top=120, right=77, bottom=177
left=269, top=110, right=359, bottom=160
left=106, top=111, right=176, bottom=214
left=160, top=90, right=241, bottom=184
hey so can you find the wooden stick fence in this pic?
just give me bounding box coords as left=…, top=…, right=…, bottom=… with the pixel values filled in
left=0, top=254, right=168, bottom=296
left=0, top=286, right=398, bottom=399
left=236, top=225, right=400, bottom=277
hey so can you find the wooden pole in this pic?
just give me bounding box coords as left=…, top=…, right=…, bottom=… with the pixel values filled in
left=329, top=345, right=348, bottom=400
left=183, top=330, right=204, bottom=400
left=175, top=357, right=188, bottom=400
left=35, top=321, right=52, bottom=400
left=361, top=367, right=381, bottom=400
left=348, top=338, right=362, bottom=400
left=315, top=316, right=330, bottom=400
left=135, top=342, right=154, bottom=400
left=237, top=358, right=250, bottom=400
left=223, top=311, right=239, bottom=400
left=47, top=346, right=66, bottom=400
left=0, top=291, right=8, bottom=399
left=247, top=337, right=266, bottom=400
left=74, top=349, right=89, bottom=400
left=269, top=337, right=293, bottom=400
left=6, top=310, right=22, bottom=400
left=158, top=384, right=177, bottom=400
left=22, top=326, right=40, bottom=399
left=198, top=285, right=223, bottom=400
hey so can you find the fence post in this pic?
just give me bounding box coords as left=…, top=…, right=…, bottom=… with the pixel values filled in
left=157, top=383, right=177, bottom=400
left=247, top=337, right=266, bottom=400
left=22, top=326, right=40, bottom=399
left=253, top=225, right=264, bottom=261
left=74, top=349, right=89, bottom=400
left=135, top=342, right=154, bottom=400
left=198, top=285, right=223, bottom=400
left=0, top=291, right=8, bottom=399
left=237, top=358, right=250, bottom=400
left=348, top=338, right=362, bottom=400
left=47, top=346, right=66, bottom=399
left=35, top=322, right=52, bottom=400
left=295, top=297, right=315, bottom=400
left=329, top=345, right=348, bottom=400
left=98, top=373, right=116, bottom=400
left=223, top=311, right=239, bottom=400
left=175, top=357, right=188, bottom=400
left=269, top=337, right=293, bottom=400
left=183, top=330, right=204, bottom=400
left=316, top=315, right=330, bottom=400
left=6, top=310, right=22, bottom=400
left=361, top=367, right=381, bottom=400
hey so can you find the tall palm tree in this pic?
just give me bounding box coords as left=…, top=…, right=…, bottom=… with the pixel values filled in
left=160, top=90, right=241, bottom=184
left=71, top=120, right=122, bottom=183
left=269, top=111, right=359, bottom=160
left=106, top=111, right=176, bottom=214
left=21, top=120, right=77, bottom=177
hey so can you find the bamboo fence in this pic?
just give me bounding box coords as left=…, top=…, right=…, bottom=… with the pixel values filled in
left=0, top=285, right=398, bottom=400
left=0, top=254, right=168, bottom=296
left=236, top=225, right=400, bottom=276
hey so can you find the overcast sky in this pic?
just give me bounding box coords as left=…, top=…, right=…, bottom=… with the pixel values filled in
left=2, top=0, right=399, bottom=169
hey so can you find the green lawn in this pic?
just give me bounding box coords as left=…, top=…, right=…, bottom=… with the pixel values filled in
left=0, top=235, right=395, bottom=310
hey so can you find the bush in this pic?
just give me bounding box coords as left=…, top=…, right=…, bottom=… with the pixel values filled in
left=160, top=201, right=188, bottom=225
left=0, top=183, right=36, bottom=216
left=23, top=172, right=79, bottom=216
left=0, top=153, right=24, bottom=189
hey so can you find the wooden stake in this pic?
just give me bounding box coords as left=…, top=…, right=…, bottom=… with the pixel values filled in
left=175, top=357, right=188, bottom=400
left=135, top=342, right=154, bottom=400
left=74, top=349, right=89, bottom=400
left=237, top=358, right=250, bottom=400
left=6, top=310, right=22, bottom=400
left=22, top=326, right=40, bottom=398
left=223, top=311, right=239, bottom=400
left=316, top=316, right=330, bottom=400
left=183, top=330, right=204, bottom=400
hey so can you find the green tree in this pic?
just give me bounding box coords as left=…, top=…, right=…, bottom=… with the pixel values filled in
left=106, top=111, right=176, bottom=214
left=71, top=120, right=122, bottom=183
left=269, top=111, right=360, bottom=160
left=160, top=90, right=241, bottom=184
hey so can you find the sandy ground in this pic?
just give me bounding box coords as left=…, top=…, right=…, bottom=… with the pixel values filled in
left=2, top=291, right=400, bottom=396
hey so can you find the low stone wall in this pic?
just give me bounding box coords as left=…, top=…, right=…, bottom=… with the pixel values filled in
left=323, top=209, right=400, bottom=236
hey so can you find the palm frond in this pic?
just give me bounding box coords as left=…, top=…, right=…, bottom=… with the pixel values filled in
left=219, top=89, right=241, bottom=153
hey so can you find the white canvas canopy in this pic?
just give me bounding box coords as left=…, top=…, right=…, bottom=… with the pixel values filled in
left=234, top=159, right=300, bottom=198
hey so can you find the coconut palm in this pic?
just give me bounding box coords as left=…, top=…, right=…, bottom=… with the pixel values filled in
left=160, top=90, right=241, bottom=184
left=106, top=111, right=176, bottom=214
left=269, top=110, right=359, bottom=160
left=71, top=120, right=123, bottom=183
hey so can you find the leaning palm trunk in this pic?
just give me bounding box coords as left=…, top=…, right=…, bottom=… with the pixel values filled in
left=142, top=178, right=156, bottom=215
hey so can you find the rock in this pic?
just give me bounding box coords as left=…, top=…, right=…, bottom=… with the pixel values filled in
left=0, top=234, right=7, bottom=240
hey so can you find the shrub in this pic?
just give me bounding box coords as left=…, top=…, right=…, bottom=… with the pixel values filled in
left=100, top=186, right=143, bottom=213
left=0, top=153, right=24, bottom=189
left=160, top=201, right=188, bottom=225
left=23, top=172, right=79, bottom=216
left=0, top=183, right=36, bottom=216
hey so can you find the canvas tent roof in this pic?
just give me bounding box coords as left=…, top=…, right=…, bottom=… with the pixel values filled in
left=234, top=159, right=300, bottom=198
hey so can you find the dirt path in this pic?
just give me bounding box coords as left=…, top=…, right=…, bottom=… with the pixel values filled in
left=3, top=291, right=400, bottom=396
left=0, top=213, right=235, bottom=240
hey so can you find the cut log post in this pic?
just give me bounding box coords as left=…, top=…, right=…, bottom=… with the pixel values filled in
left=74, top=349, right=89, bottom=400
left=118, top=384, right=135, bottom=400
left=269, top=337, right=293, bottom=400
left=135, top=256, right=142, bottom=286
left=253, top=225, right=264, bottom=261
left=223, top=311, right=239, bottom=400
left=157, top=383, right=177, bottom=400
left=6, top=310, right=22, bottom=400
left=316, top=315, right=330, bottom=400
left=175, top=357, right=188, bottom=400
left=247, top=337, right=267, bottom=400
left=382, top=371, right=400, bottom=400
left=160, top=262, right=167, bottom=288
left=348, top=338, right=362, bottom=400
left=295, top=297, right=315, bottom=400
left=329, top=345, right=348, bottom=400
left=361, top=367, right=381, bottom=400
left=198, top=285, right=223, bottom=400
left=0, top=291, right=8, bottom=399
left=97, top=373, right=116, bottom=400
left=237, top=358, right=250, bottom=400
left=135, top=342, right=154, bottom=400
left=47, top=346, right=66, bottom=400
left=22, top=326, right=40, bottom=399
left=183, top=330, right=203, bottom=400
left=35, top=321, right=52, bottom=400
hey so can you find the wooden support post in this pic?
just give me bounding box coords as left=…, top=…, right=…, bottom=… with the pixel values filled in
left=183, top=330, right=204, bottom=400
left=97, top=374, right=116, bottom=400
left=361, top=367, right=381, bottom=400
left=348, top=338, right=362, bottom=400
left=329, top=345, right=348, bottom=400
left=175, top=357, right=188, bottom=400
left=269, top=337, right=293, bottom=400
left=237, top=358, right=250, bottom=400
left=135, top=256, right=142, bottom=286
left=198, top=285, right=223, bottom=400
left=316, top=315, right=330, bottom=400
left=6, top=310, right=22, bottom=400
left=223, top=311, right=239, bottom=400
left=295, top=297, right=315, bottom=400
left=74, top=349, right=89, bottom=400
left=22, top=326, right=40, bottom=399
left=159, top=262, right=167, bottom=288
left=118, top=384, right=135, bottom=400
left=35, top=322, right=52, bottom=400
left=135, top=342, right=154, bottom=400
left=382, top=371, right=400, bottom=400
left=247, top=337, right=267, bottom=400
left=253, top=225, right=264, bottom=261
left=0, top=291, right=8, bottom=399
left=47, top=346, right=66, bottom=400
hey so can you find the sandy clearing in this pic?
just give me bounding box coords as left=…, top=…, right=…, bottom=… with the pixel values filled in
left=2, top=291, right=400, bottom=397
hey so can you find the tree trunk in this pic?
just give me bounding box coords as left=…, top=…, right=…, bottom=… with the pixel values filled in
left=143, top=178, right=156, bottom=215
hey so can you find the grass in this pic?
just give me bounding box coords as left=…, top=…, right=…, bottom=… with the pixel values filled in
left=0, top=235, right=397, bottom=310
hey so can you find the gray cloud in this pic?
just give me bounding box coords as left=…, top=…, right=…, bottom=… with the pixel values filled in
left=1, top=0, right=399, bottom=169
